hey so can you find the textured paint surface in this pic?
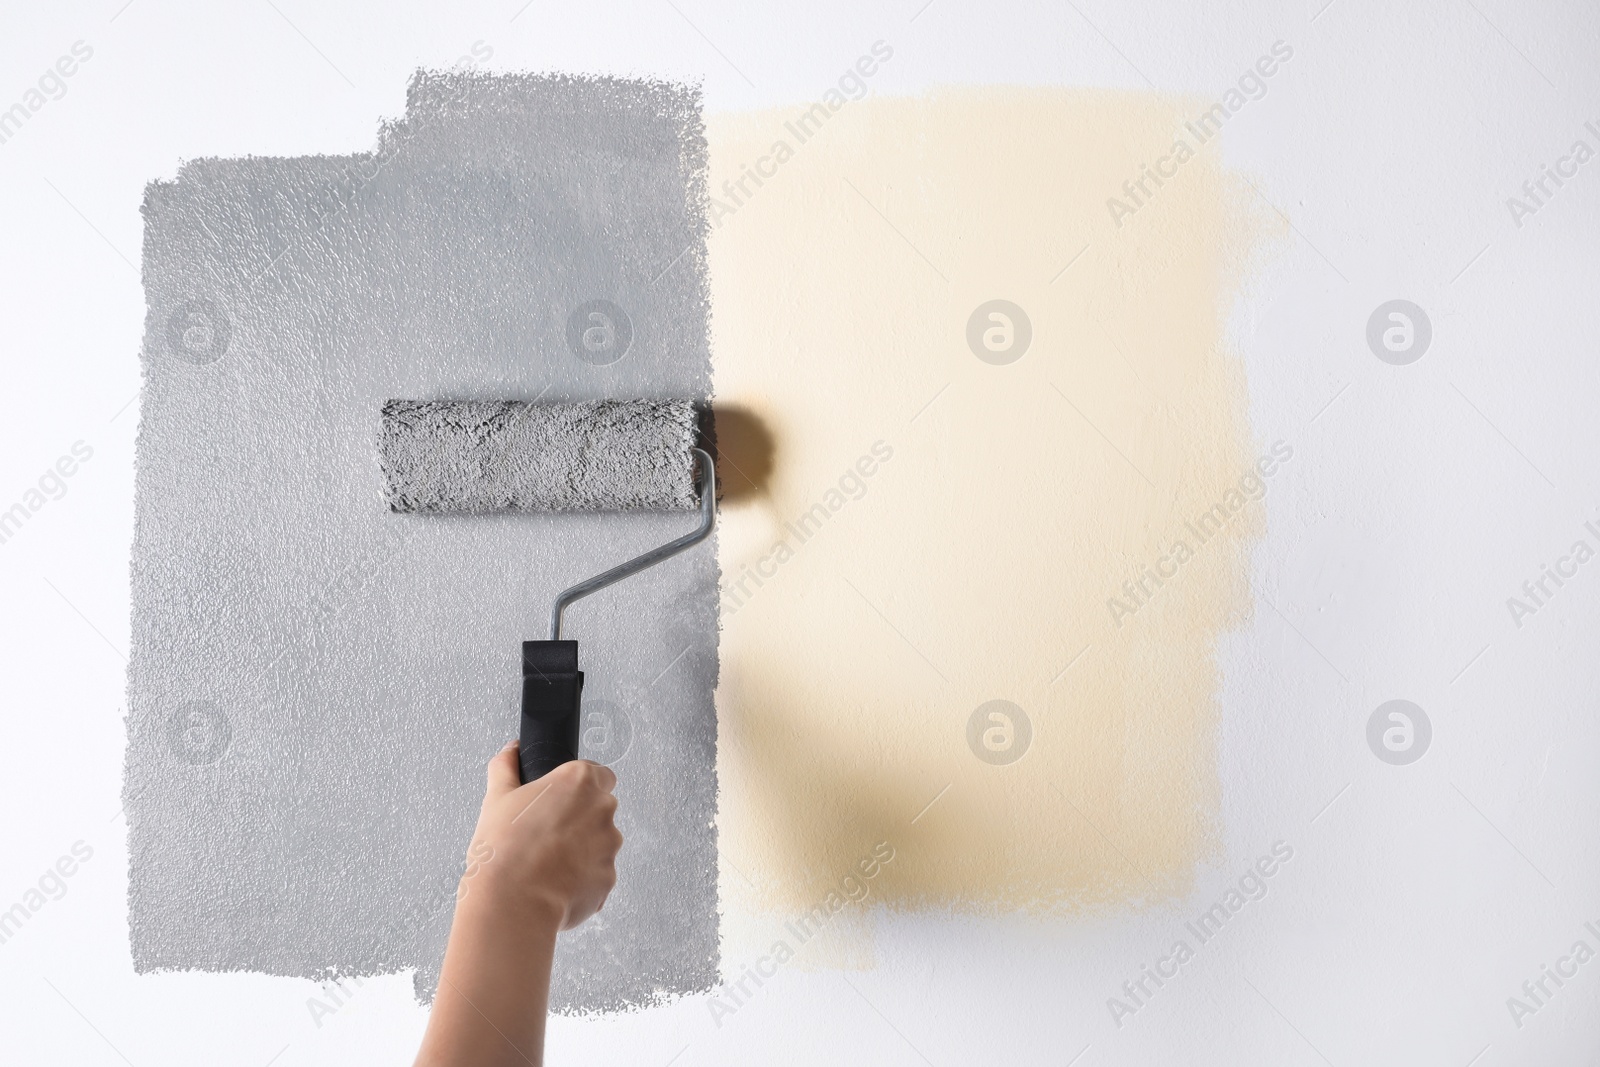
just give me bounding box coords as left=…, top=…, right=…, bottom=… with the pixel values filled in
left=707, top=88, right=1262, bottom=954
left=125, top=73, right=719, bottom=1012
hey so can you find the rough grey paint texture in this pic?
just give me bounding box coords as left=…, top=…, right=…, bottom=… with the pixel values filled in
left=125, top=72, right=718, bottom=1013
left=380, top=399, right=700, bottom=514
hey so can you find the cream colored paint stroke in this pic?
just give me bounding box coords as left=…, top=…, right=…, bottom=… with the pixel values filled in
left=707, top=88, right=1261, bottom=935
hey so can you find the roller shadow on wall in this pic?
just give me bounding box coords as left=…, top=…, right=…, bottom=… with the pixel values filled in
left=708, top=404, right=775, bottom=503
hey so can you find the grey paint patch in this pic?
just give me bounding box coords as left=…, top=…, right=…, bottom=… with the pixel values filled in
left=124, top=72, right=718, bottom=1013
left=379, top=399, right=700, bottom=514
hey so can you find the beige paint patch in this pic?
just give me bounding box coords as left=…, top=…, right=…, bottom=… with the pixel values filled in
left=707, top=88, right=1263, bottom=940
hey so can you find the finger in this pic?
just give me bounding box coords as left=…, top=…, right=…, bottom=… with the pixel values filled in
left=485, top=741, right=522, bottom=797
left=584, top=760, right=618, bottom=794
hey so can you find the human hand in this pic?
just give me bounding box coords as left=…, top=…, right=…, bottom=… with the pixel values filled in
left=467, top=742, right=623, bottom=931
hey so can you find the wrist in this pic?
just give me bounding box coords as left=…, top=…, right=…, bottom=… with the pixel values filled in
left=457, top=865, right=566, bottom=934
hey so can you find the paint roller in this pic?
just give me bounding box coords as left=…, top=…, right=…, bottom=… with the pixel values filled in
left=378, top=398, right=716, bottom=784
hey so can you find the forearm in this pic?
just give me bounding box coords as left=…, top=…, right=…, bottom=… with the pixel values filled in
left=415, top=879, right=563, bottom=1067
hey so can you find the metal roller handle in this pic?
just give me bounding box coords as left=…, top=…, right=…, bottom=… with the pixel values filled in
left=549, top=447, right=717, bottom=640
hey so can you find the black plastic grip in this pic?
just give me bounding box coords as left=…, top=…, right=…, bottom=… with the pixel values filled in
left=520, top=640, right=583, bottom=783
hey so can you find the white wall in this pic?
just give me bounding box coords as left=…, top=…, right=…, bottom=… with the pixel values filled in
left=2, top=0, right=1596, bottom=1062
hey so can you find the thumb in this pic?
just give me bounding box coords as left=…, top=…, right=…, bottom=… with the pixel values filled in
left=485, top=741, right=523, bottom=798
